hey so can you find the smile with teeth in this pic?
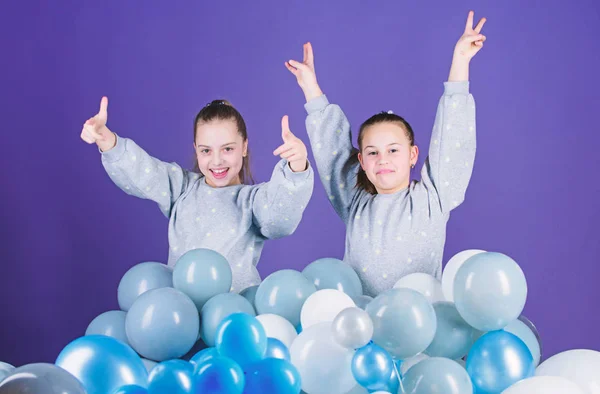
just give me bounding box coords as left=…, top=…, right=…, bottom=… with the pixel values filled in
left=210, top=168, right=229, bottom=179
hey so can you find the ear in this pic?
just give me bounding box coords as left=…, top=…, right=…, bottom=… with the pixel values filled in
left=410, top=145, right=419, bottom=166
left=242, top=139, right=248, bottom=157
left=358, top=152, right=366, bottom=171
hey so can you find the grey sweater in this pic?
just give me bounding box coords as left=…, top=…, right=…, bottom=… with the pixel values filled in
left=101, top=135, right=314, bottom=292
left=305, top=81, right=476, bottom=296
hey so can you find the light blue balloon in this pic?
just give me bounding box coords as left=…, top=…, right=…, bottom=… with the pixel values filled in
left=425, top=302, right=477, bottom=359
left=504, top=316, right=542, bottom=366
left=215, top=313, right=267, bottom=369
left=351, top=343, right=394, bottom=391
left=402, top=357, right=472, bottom=394
left=200, top=293, right=255, bottom=347
left=55, top=335, right=148, bottom=394
left=352, top=295, right=373, bottom=310
left=265, top=338, right=290, bottom=361
left=366, top=288, right=437, bottom=359
left=190, top=347, right=221, bottom=369
left=126, top=287, right=199, bottom=361
left=466, top=331, right=534, bottom=394
left=192, top=356, right=244, bottom=394
left=239, top=285, right=259, bottom=312
left=173, top=248, right=232, bottom=311
left=244, top=358, right=301, bottom=394
left=454, top=252, right=527, bottom=331
left=302, top=258, right=363, bottom=298
left=86, top=310, right=129, bottom=345
left=118, top=262, right=173, bottom=311
left=113, top=385, right=148, bottom=394
left=255, top=269, right=316, bottom=327
left=0, top=361, right=15, bottom=382
left=148, top=360, right=194, bottom=394
left=0, top=363, right=86, bottom=393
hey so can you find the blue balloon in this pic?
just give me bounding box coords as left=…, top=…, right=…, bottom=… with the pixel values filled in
left=265, top=338, right=290, bottom=361
left=402, top=357, right=472, bottom=394
left=425, top=302, right=477, bottom=359
left=200, top=293, right=255, bottom=347
left=118, top=262, right=173, bottom=311
left=173, top=248, right=233, bottom=311
left=55, top=335, right=148, bottom=394
left=190, top=347, right=221, bottom=369
left=302, top=258, right=363, bottom=299
left=504, top=316, right=542, bottom=366
left=215, top=313, right=267, bottom=369
left=255, top=269, right=316, bottom=327
left=113, top=385, right=148, bottom=394
left=126, top=287, right=199, bottom=361
left=239, top=285, right=259, bottom=311
left=351, top=343, right=394, bottom=391
left=352, top=295, right=373, bottom=310
left=148, top=360, right=194, bottom=394
left=86, top=310, right=129, bottom=345
left=454, top=252, right=527, bottom=331
left=381, top=363, right=401, bottom=394
left=366, top=288, right=437, bottom=359
left=0, top=361, right=15, bottom=382
left=0, top=363, right=86, bottom=393
left=466, top=331, right=535, bottom=394
left=244, top=358, right=301, bottom=394
left=193, top=356, right=244, bottom=394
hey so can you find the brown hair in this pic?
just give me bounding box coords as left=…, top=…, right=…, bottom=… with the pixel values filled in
left=356, top=112, right=415, bottom=194
left=192, top=100, right=254, bottom=184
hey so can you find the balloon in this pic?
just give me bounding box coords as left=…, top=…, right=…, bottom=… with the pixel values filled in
left=239, top=285, right=259, bottom=311
left=400, top=353, right=429, bottom=376
left=265, top=338, right=291, bottom=361
left=503, top=316, right=541, bottom=367
left=0, top=361, right=15, bottom=382
left=256, top=313, right=298, bottom=348
left=300, top=289, right=356, bottom=329
left=454, top=252, right=527, bottom=331
left=425, top=302, right=477, bottom=359
left=113, top=385, right=148, bottom=394
left=147, top=360, right=194, bottom=394
left=141, top=358, right=157, bottom=374
left=535, top=349, right=600, bottom=394
left=343, top=385, right=370, bottom=394
left=244, top=358, right=301, bottom=394
left=442, top=249, right=485, bottom=302
left=402, top=357, right=472, bottom=394
left=173, top=248, right=232, bottom=311
left=255, top=269, right=316, bottom=327
left=352, top=295, right=373, bottom=310
left=466, top=331, right=535, bottom=394
left=332, top=307, right=373, bottom=349
left=118, top=262, right=173, bottom=312
left=86, top=310, right=129, bottom=345
left=126, top=287, right=199, bottom=361
left=302, top=257, right=363, bottom=299
left=351, top=343, right=394, bottom=391
left=393, top=273, right=445, bottom=304
left=215, top=313, right=267, bottom=369
left=290, top=322, right=356, bottom=394
left=192, top=356, right=244, bottom=394
left=0, top=363, right=86, bottom=393
left=366, top=288, right=437, bottom=359
left=200, top=293, right=255, bottom=347
left=190, top=347, right=221, bottom=369
left=55, top=335, right=148, bottom=394
left=501, top=376, right=586, bottom=394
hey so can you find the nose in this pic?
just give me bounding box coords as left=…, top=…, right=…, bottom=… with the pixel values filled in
left=212, top=151, right=223, bottom=166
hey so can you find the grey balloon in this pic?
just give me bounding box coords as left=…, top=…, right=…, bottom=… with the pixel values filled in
left=332, top=307, right=374, bottom=349
left=0, top=363, right=87, bottom=393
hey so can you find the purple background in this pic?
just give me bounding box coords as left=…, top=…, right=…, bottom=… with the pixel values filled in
left=1, top=1, right=599, bottom=366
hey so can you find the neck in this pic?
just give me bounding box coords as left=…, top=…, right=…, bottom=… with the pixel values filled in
left=376, top=178, right=410, bottom=195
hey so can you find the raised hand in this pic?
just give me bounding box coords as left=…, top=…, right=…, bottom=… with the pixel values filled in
left=454, top=10, right=487, bottom=61
left=273, top=115, right=308, bottom=172
left=285, top=42, right=323, bottom=102
left=80, top=96, right=116, bottom=152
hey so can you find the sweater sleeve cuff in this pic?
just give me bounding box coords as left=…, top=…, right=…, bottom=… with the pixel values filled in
left=443, top=81, right=470, bottom=95
left=304, top=95, right=330, bottom=114
left=100, top=133, right=127, bottom=163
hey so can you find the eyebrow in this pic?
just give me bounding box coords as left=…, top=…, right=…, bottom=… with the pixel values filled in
left=364, top=143, right=402, bottom=149
left=196, top=142, right=237, bottom=148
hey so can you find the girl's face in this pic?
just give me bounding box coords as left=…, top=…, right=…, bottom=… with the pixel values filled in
left=358, top=122, right=419, bottom=194
left=195, top=119, right=248, bottom=188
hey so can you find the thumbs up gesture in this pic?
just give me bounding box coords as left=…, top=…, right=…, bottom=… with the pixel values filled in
left=80, top=96, right=117, bottom=152
left=273, top=115, right=308, bottom=172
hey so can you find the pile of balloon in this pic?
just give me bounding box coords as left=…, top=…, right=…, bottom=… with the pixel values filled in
left=1, top=248, right=599, bottom=394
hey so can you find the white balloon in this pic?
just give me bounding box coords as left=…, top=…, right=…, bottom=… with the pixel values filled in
left=300, top=289, right=356, bottom=330
left=400, top=353, right=430, bottom=376
left=256, top=313, right=298, bottom=349
left=393, top=273, right=444, bottom=303
left=290, top=322, right=356, bottom=394
left=332, top=307, right=373, bottom=349
left=442, top=249, right=486, bottom=302
left=536, top=349, right=600, bottom=394
left=502, top=376, right=586, bottom=394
